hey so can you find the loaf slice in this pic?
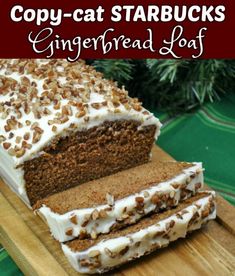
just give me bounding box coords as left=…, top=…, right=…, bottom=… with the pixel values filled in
left=34, top=161, right=204, bottom=242
left=62, top=191, right=216, bottom=274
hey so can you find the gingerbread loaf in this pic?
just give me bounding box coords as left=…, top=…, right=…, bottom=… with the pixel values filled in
left=34, top=161, right=204, bottom=242
left=0, top=59, right=161, bottom=206
left=62, top=192, right=216, bottom=274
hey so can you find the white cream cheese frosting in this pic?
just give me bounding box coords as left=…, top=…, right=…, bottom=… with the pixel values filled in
left=0, top=59, right=161, bottom=205
left=37, top=163, right=203, bottom=242
left=61, top=192, right=216, bottom=274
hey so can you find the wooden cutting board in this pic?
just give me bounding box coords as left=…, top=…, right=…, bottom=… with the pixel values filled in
left=0, top=146, right=235, bottom=276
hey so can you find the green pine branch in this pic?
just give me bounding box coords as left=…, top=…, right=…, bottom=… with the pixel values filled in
left=92, top=59, right=133, bottom=84
left=90, top=59, right=235, bottom=115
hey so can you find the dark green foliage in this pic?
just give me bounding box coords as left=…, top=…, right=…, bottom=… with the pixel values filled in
left=90, top=59, right=235, bottom=115
left=92, top=59, right=133, bottom=83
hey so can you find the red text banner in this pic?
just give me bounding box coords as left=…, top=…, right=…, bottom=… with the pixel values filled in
left=0, top=0, right=234, bottom=59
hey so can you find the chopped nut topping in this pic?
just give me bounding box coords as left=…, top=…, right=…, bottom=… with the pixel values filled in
left=153, top=230, right=165, bottom=238
left=69, top=215, right=78, bottom=225
left=106, top=193, right=114, bottom=206
left=195, top=182, right=202, bottom=190
left=119, top=246, right=129, bottom=256
left=79, top=229, right=87, bottom=239
left=99, top=209, right=107, bottom=219
left=3, top=142, right=11, bottom=149
left=0, top=135, right=6, bottom=143
left=122, top=213, right=129, bottom=219
left=65, top=228, right=73, bottom=236
left=143, top=191, right=150, bottom=198
left=135, top=196, right=144, bottom=204
left=52, top=125, right=57, bottom=132
left=91, top=103, right=102, bottom=109
left=79, top=259, right=91, bottom=267
left=91, top=209, right=99, bottom=221
left=15, top=148, right=25, bottom=158
left=201, top=207, right=210, bottom=219
left=8, top=132, right=14, bottom=139
left=22, top=141, right=32, bottom=149
left=25, top=120, right=31, bottom=126
left=151, top=194, right=160, bottom=205
left=15, top=136, right=22, bottom=144
left=32, top=131, right=42, bottom=144
left=23, top=132, right=30, bottom=140
left=88, top=250, right=100, bottom=258
left=134, top=241, right=141, bottom=247
left=8, top=148, right=16, bottom=156
left=171, top=183, right=180, bottom=189
left=135, top=196, right=145, bottom=210
left=166, top=220, right=175, bottom=231
left=75, top=110, right=86, bottom=118
left=176, top=213, right=183, bottom=220
left=170, top=191, right=175, bottom=198
left=30, top=122, right=39, bottom=130
left=104, top=248, right=116, bottom=258
left=91, top=230, right=97, bottom=239
left=81, top=214, right=90, bottom=227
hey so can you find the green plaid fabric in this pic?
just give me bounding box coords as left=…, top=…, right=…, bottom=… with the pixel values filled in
left=1, top=92, right=235, bottom=274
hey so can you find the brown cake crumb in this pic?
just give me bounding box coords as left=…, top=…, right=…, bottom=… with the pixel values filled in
left=34, top=160, right=194, bottom=213
left=65, top=193, right=213, bottom=252
left=26, top=120, right=156, bottom=205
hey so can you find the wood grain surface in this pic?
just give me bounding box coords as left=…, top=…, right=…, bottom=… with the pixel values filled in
left=0, top=146, right=235, bottom=276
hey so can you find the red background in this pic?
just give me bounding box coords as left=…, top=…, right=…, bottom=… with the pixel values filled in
left=0, top=0, right=234, bottom=59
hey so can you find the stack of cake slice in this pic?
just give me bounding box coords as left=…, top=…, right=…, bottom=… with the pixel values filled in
left=62, top=192, right=215, bottom=274
left=0, top=59, right=216, bottom=274
left=33, top=159, right=216, bottom=273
